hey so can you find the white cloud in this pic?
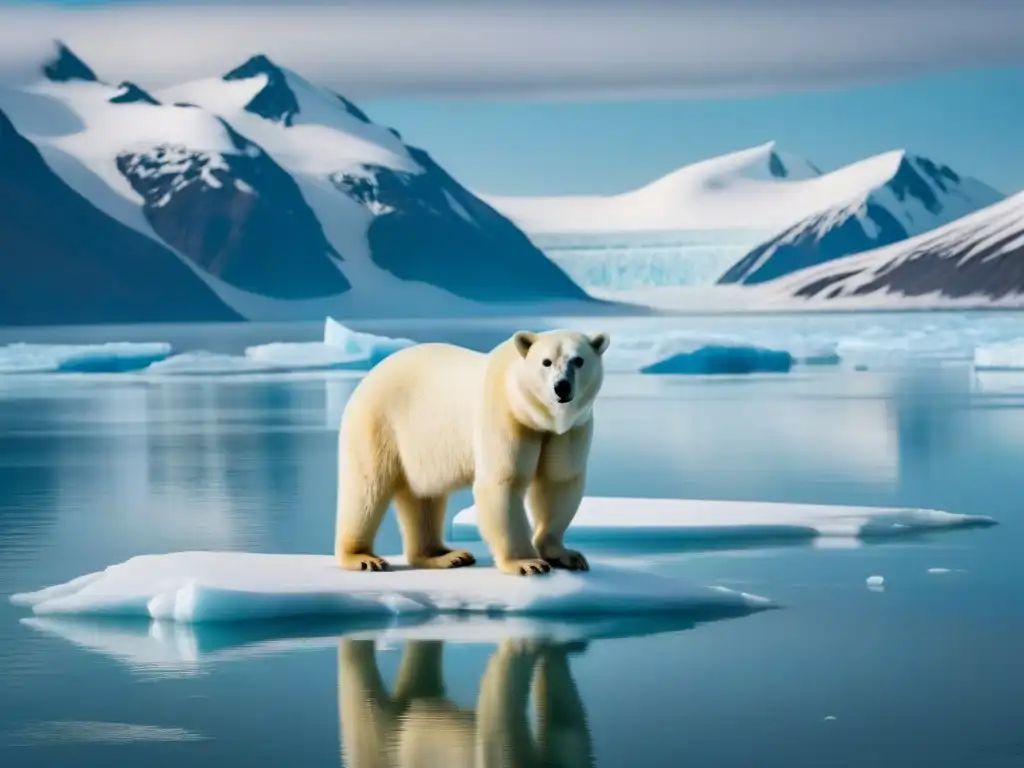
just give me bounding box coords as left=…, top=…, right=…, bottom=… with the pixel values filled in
left=0, top=0, right=1021, bottom=100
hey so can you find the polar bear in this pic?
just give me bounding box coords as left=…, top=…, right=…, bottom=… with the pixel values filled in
left=337, top=637, right=593, bottom=767
left=334, top=329, right=610, bottom=576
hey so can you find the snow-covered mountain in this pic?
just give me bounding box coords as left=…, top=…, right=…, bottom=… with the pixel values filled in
left=768, top=192, right=1024, bottom=307
left=483, top=142, right=826, bottom=234
left=0, top=43, right=590, bottom=324
left=0, top=97, right=240, bottom=326
left=718, top=151, right=1003, bottom=284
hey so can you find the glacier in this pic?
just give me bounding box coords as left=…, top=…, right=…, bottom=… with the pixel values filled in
left=533, top=229, right=770, bottom=291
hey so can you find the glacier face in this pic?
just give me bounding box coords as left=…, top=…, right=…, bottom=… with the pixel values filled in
left=534, top=230, right=771, bottom=291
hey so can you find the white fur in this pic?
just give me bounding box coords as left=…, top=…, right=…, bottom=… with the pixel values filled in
left=334, top=329, right=610, bottom=576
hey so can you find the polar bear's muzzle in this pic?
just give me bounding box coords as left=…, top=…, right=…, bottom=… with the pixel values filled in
left=553, top=377, right=573, bottom=403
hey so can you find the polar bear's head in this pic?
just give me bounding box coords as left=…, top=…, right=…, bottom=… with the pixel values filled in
left=507, top=329, right=611, bottom=434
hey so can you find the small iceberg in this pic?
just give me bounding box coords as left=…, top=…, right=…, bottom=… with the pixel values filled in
left=323, top=316, right=414, bottom=361
left=451, top=497, right=997, bottom=548
left=602, top=332, right=834, bottom=375
left=0, top=342, right=173, bottom=374
left=641, top=343, right=792, bottom=375
left=237, top=318, right=414, bottom=372
left=9, top=551, right=772, bottom=624
left=973, top=340, right=1024, bottom=371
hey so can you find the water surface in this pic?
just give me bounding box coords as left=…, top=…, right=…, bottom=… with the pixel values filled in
left=0, top=314, right=1022, bottom=767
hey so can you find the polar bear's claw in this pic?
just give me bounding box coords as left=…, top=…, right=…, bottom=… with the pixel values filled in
left=340, top=553, right=391, bottom=572
left=512, top=559, right=552, bottom=576
left=412, top=548, right=477, bottom=569
left=545, top=550, right=590, bottom=572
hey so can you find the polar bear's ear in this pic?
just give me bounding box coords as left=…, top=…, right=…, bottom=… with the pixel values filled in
left=513, top=331, right=537, bottom=358
left=588, top=332, right=611, bottom=356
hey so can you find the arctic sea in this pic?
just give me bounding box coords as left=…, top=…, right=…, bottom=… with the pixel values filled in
left=1, top=311, right=1023, bottom=767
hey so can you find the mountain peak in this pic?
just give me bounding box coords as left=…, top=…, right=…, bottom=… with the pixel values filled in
left=110, top=82, right=160, bottom=106
left=223, top=53, right=298, bottom=126
left=224, top=54, right=285, bottom=82
left=42, top=41, right=98, bottom=84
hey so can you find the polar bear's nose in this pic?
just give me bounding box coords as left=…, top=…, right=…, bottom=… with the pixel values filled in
left=554, top=379, right=573, bottom=402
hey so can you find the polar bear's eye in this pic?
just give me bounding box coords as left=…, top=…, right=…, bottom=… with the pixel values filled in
left=571, top=356, right=584, bottom=368
left=542, top=359, right=552, bottom=367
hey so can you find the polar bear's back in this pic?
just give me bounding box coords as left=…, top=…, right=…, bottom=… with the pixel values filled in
left=340, top=342, right=491, bottom=497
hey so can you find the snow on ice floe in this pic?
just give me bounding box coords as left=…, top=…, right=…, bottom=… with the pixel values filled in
left=451, top=497, right=997, bottom=547
left=0, top=342, right=173, bottom=374
left=9, top=551, right=772, bottom=624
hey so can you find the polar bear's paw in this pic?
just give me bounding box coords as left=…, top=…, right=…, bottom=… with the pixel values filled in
left=410, top=548, right=477, bottom=569
left=541, top=548, right=590, bottom=572
left=497, top=558, right=553, bottom=577
left=339, top=553, right=391, bottom=572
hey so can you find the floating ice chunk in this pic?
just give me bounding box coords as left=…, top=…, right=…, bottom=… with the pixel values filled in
left=974, top=340, right=1024, bottom=370
left=641, top=344, right=792, bottom=375
left=866, top=575, right=885, bottom=586
left=603, top=333, right=802, bottom=375
left=144, top=351, right=279, bottom=375
left=231, top=319, right=414, bottom=372
left=0, top=342, right=173, bottom=374
left=9, top=552, right=772, bottom=624
left=451, top=497, right=997, bottom=547
left=245, top=342, right=390, bottom=371
left=823, top=716, right=837, bottom=722
left=323, top=316, right=414, bottom=360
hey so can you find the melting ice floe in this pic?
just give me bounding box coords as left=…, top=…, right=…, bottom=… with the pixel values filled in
left=0, top=319, right=412, bottom=376
left=20, top=612, right=722, bottom=677
left=9, top=552, right=772, bottom=624
left=451, top=497, right=997, bottom=547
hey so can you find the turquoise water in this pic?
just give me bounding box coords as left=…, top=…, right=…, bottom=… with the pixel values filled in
left=0, top=314, right=1023, bottom=766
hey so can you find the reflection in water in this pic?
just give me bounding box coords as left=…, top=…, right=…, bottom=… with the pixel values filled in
left=338, top=639, right=594, bottom=768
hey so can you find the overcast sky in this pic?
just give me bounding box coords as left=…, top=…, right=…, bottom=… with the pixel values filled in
left=0, top=0, right=1021, bottom=99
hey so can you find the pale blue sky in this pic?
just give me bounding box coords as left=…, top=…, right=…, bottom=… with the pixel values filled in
left=1, top=0, right=1021, bottom=196
left=364, top=67, right=1024, bottom=197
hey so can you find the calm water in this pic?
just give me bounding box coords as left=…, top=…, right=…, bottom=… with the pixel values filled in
left=0, top=315, right=1023, bottom=767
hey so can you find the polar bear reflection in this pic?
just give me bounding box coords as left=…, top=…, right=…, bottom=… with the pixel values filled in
left=338, top=638, right=594, bottom=767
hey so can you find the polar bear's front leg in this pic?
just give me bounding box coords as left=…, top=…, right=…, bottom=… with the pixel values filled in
left=473, top=479, right=552, bottom=576
left=528, top=474, right=589, bottom=571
